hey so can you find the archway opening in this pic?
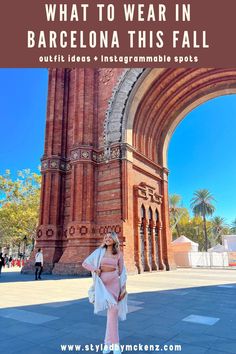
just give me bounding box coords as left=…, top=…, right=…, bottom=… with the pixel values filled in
left=168, top=94, right=236, bottom=250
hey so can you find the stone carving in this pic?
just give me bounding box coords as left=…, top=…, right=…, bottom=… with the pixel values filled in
left=69, top=226, right=76, bottom=236
left=134, top=182, right=163, bottom=205
left=41, top=158, right=69, bottom=172
left=80, top=226, right=88, bottom=235
left=99, top=225, right=121, bottom=235
left=46, top=228, right=54, bottom=237
left=104, top=68, right=146, bottom=148
left=99, top=68, right=114, bottom=85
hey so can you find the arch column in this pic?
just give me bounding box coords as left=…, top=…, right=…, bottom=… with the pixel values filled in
left=143, top=218, right=151, bottom=271
left=157, top=220, right=165, bottom=270
left=52, top=68, right=99, bottom=275
left=161, top=168, right=175, bottom=270
left=22, top=68, right=69, bottom=274
left=150, top=219, right=158, bottom=270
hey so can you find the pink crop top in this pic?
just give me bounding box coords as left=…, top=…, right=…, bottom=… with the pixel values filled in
left=82, top=251, right=124, bottom=276
left=100, top=256, right=118, bottom=269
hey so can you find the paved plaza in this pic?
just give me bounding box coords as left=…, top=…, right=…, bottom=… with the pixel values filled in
left=0, top=267, right=236, bottom=354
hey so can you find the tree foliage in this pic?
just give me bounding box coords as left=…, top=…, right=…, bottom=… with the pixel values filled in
left=0, top=169, right=41, bottom=249
left=169, top=194, right=186, bottom=237
left=190, top=189, right=216, bottom=251
left=170, top=190, right=233, bottom=251
left=230, top=218, right=236, bottom=234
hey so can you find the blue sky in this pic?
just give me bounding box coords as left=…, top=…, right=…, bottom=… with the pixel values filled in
left=0, top=69, right=235, bottom=224
left=0, top=69, right=48, bottom=176
left=168, top=94, right=236, bottom=224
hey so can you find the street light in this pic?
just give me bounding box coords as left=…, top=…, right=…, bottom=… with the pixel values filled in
left=23, top=236, right=27, bottom=259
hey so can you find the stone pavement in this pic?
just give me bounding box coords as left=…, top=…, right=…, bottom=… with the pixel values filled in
left=0, top=267, right=236, bottom=354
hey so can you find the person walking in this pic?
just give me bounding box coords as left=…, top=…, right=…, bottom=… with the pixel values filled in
left=35, top=248, right=43, bottom=280
left=82, top=231, right=128, bottom=354
left=4, top=254, right=9, bottom=268
left=0, top=252, right=5, bottom=276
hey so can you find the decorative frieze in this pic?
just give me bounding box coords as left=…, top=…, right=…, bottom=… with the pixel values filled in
left=63, top=224, right=94, bottom=238
left=70, top=146, right=122, bottom=163
left=36, top=225, right=58, bottom=239
left=62, top=224, right=121, bottom=238
left=99, top=225, right=121, bottom=235
left=70, top=148, right=93, bottom=162
left=134, top=182, right=163, bottom=205
left=41, top=157, right=71, bottom=172
left=41, top=146, right=123, bottom=172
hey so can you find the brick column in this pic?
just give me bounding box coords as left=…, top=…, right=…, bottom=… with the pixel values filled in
left=157, top=220, right=165, bottom=270
left=143, top=218, right=151, bottom=271
left=150, top=220, right=158, bottom=270
left=161, top=168, right=176, bottom=270
left=52, top=68, right=99, bottom=275
left=22, top=69, right=70, bottom=274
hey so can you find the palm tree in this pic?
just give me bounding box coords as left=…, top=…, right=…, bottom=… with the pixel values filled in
left=191, top=189, right=215, bottom=251
left=230, top=218, right=236, bottom=234
left=210, top=216, right=228, bottom=245
left=169, top=194, right=182, bottom=237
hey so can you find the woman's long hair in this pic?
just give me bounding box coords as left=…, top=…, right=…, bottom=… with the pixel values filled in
left=101, top=231, right=120, bottom=255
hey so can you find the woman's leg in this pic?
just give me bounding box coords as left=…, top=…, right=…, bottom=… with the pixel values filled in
left=104, top=305, right=119, bottom=345
left=35, top=266, right=38, bottom=280
left=38, top=265, right=43, bottom=278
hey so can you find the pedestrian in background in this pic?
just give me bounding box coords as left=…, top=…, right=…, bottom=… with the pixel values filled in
left=35, top=248, right=44, bottom=280
left=4, top=254, right=9, bottom=268
left=0, top=253, right=5, bottom=276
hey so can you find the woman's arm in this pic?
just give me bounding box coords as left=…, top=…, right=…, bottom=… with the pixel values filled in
left=118, top=251, right=124, bottom=276
left=82, top=261, right=100, bottom=273
left=118, top=252, right=127, bottom=292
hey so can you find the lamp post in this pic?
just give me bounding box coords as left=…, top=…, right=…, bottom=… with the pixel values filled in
left=23, top=235, right=27, bottom=259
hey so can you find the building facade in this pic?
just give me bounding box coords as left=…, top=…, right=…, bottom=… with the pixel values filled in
left=22, top=68, right=236, bottom=275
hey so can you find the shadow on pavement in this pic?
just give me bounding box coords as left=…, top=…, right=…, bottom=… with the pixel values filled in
left=1, top=282, right=236, bottom=354
left=0, top=269, right=91, bottom=283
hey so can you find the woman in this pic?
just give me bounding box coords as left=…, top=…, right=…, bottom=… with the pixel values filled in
left=82, top=231, right=128, bottom=354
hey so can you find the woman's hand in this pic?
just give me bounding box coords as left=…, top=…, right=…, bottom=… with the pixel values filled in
left=118, top=287, right=127, bottom=301
left=94, top=268, right=101, bottom=277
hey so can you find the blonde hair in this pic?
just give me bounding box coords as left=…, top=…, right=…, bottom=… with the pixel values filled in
left=102, top=231, right=120, bottom=255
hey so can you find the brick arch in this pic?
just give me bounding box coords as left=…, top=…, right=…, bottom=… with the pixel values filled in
left=105, top=68, right=236, bottom=165
left=121, top=68, right=236, bottom=166
left=110, top=67, right=236, bottom=272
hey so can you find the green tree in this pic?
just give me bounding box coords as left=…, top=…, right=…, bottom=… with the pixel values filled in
left=230, top=218, right=236, bottom=234
left=190, top=189, right=215, bottom=251
left=0, top=169, right=41, bottom=252
left=209, top=216, right=229, bottom=246
left=169, top=194, right=183, bottom=237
